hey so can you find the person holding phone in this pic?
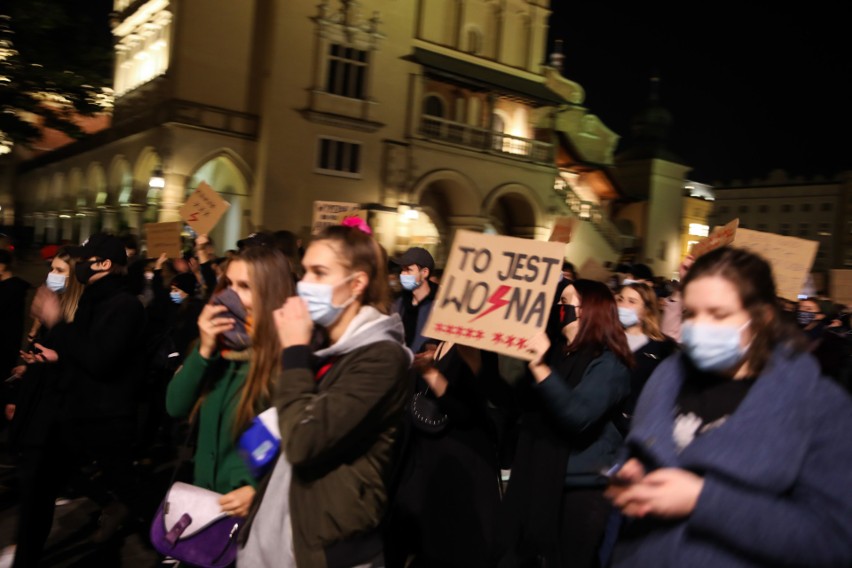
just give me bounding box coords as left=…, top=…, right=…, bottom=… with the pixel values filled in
left=494, top=279, right=632, bottom=568
left=166, top=245, right=294, bottom=518
left=605, top=247, right=852, bottom=567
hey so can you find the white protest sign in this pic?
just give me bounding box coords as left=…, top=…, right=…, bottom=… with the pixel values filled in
left=732, top=228, right=818, bottom=301
left=422, top=230, right=565, bottom=360
left=311, top=201, right=365, bottom=234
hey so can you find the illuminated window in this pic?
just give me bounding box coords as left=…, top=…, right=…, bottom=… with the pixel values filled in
left=326, top=44, right=368, bottom=99
left=688, top=223, right=709, bottom=237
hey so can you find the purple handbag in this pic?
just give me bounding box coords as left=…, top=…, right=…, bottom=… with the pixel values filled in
left=150, top=481, right=243, bottom=568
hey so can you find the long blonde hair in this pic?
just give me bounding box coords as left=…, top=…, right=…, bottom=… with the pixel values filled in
left=55, top=248, right=85, bottom=323
left=194, top=246, right=294, bottom=437
left=621, top=282, right=665, bottom=341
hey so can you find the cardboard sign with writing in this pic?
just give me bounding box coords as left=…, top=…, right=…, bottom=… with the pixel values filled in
left=145, top=222, right=183, bottom=259
left=179, top=181, right=230, bottom=236
left=422, top=230, right=565, bottom=360
left=732, top=228, right=818, bottom=301
left=691, top=218, right=739, bottom=258
left=549, top=216, right=576, bottom=243
left=312, top=201, right=366, bottom=235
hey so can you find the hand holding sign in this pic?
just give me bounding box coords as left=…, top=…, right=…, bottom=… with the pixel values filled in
left=422, top=231, right=565, bottom=360
left=179, top=181, right=230, bottom=235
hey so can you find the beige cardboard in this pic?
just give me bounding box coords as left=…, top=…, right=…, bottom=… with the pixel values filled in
left=145, top=222, right=183, bottom=259
left=311, top=200, right=366, bottom=235
left=732, top=228, right=818, bottom=301
left=578, top=257, right=614, bottom=284
left=548, top=216, right=575, bottom=243
left=179, top=181, right=231, bottom=235
left=691, top=218, right=739, bottom=258
left=830, top=269, right=852, bottom=306
left=422, top=230, right=565, bottom=361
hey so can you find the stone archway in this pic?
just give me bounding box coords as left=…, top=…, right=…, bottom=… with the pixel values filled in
left=482, top=183, right=546, bottom=239
left=408, top=169, right=484, bottom=266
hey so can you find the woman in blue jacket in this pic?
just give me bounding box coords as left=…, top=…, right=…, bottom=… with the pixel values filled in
left=606, top=246, right=852, bottom=567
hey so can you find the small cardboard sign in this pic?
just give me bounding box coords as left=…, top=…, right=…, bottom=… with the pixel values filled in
left=179, top=181, right=230, bottom=236
left=145, top=222, right=183, bottom=259
left=422, top=230, right=565, bottom=360
left=830, top=269, right=852, bottom=306
left=549, top=216, right=575, bottom=243
left=691, top=218, right=739, bottom=258
left=578, top=257, right=614, bottom=284
left=732, top=228, right=818, bottom=301
left=311, top=201, right=366, bottom=234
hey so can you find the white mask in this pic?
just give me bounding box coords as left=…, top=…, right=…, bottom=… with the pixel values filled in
left=296, top=275, right=356, bottom=327
left=46, top=272, right=67, bottom=293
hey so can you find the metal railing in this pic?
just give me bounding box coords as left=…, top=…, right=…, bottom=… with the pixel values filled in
left=560, top=183, right=636, bottom=252
left=419, top=115, right=554, bottom=165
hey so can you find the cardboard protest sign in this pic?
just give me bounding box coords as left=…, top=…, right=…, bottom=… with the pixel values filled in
left=145, top=222, right=183, bottom=259
left=312, top=201, right=366, bottom=234
left=830, top=269, right=852, bottom=306
left=179, top=181, right=230, bottom=235
left=578, top=257, right=614, bottom=284
left=549, top=216, right=575, bottom=243
left=422, top=230, right=564, bottom=360
left=732, top=228, right=818, bottom=301
left=691, top=218, right=739, bottom=258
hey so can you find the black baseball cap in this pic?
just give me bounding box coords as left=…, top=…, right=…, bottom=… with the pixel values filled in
left=391, top=247, right=435, bottom=270
left=67, top=233, right=128, bottom=266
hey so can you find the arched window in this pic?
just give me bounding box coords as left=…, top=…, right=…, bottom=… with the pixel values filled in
left=424, top=95, right=445, bottom=117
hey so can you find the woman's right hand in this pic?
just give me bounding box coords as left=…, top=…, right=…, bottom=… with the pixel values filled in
left=197, top=304, right=234, bottom=359
left=274, top=296, right=313, bottom=349
left=31, top=286, right=61, bottom=328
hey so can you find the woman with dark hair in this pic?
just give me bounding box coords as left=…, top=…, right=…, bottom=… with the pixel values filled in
left=606, top=247, right=852, bottom=567
left=240, top=224, right=411, bottom=568
left=494, top=279, right=632, bottom=567
left=166, top=246, right=294, bottom=516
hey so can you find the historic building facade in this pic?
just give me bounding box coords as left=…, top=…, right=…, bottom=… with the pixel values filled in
left=10, top=0, right=629, bottom=267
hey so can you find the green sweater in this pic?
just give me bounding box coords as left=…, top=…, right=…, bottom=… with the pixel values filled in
left=166, top=347, right=256, bottom=494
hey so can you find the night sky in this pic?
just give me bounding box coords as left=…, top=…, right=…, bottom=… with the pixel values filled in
left=547, top=4, right=852, bottom=185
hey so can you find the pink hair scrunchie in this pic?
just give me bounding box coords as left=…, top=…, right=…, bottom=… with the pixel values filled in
left=341, top=215, right=373, bottom=236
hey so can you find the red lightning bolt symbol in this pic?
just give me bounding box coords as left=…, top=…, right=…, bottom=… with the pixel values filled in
left=471, top=284, right=511, bottom=322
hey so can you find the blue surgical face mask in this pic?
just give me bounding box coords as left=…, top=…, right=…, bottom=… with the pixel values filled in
left=618, top=306, right=639, bottom=328
left=399, top=274, right=421, bottom=292
left=681, top=320, right=750, bottom=373
left=45, top=272, right=67, bottom=293
left=170, top=290, right=185, bottom=304
left=297, top=275, right=356, bottom=327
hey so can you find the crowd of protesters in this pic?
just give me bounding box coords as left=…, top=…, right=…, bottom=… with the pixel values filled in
left=1, top=224, right=851, bottom=568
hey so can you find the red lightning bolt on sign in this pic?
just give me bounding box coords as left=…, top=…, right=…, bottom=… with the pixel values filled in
left=471, top=284, right=511, bottom=322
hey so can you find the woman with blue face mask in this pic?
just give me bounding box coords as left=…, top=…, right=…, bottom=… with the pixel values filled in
left=614, top=283, right=678, bottom=434
left=240, top=224, right=411, bottom=568
left=605, top=246, right=852, bottom=567
left=6, top=247, right=84, bottom=567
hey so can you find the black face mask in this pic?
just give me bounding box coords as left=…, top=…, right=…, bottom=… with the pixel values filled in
left=75, top=260, right=100, bottom=285
left=546, top=303, right=577, bottom=339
